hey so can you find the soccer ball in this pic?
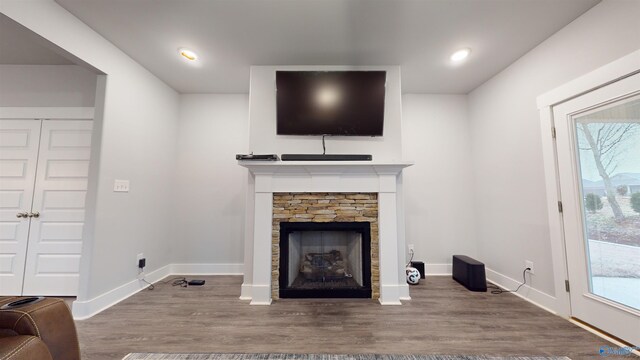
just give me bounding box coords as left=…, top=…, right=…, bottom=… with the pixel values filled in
left=406, top=267, right=420, bottom=285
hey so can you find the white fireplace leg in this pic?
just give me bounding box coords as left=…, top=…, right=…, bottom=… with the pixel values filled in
left=378, top=189, right=402, bottom=305
left=250, top=190, right=273, bottom=305
left=240, top=173, right=255, bottom=300
left=396, top=174, right=411, bottom=300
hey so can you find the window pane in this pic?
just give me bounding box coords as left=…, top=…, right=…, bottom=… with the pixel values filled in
left=575, top=97, right=640, bottom=310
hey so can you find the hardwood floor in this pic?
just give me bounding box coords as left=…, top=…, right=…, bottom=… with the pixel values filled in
left=75, top=276, right=611, bottom=360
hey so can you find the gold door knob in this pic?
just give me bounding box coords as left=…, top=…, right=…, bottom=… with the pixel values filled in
left=16, top=212, right=29, bottom=218
left=29, top=212, right=40, bottom=218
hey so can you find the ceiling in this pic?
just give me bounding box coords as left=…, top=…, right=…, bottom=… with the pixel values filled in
left=54, top=0, right=600, bottom=94
left=0, top=13, right=74, bottom=65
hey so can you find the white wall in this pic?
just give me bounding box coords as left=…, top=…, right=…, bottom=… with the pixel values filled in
left=468, top=0, right=640, bottom=298
left=174, top=94, right=249, bottom=265
left=402, top=95, right=476, bottom=270
left=0, top=0, right=180, bottom=309
left=0, top=64, right=96, bottom=107
left=248, top=66, right=403, bottom=161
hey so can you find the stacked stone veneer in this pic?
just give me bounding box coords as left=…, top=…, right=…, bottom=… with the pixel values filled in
left=271, top=192, right=379, bottom=300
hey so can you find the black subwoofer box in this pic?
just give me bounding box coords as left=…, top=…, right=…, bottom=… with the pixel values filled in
left=410, top=261, right=425, bottom=279
left=452, top=255, right=487, bottom=292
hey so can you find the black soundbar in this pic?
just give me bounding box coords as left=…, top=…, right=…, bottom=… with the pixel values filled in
left=236, top=154, right=279, bottom=161
left=281, top=154, right=372, bottom=161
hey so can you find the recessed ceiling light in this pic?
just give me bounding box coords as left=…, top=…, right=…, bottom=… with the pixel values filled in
left=450, top=48, right=471, bottom=62
left=178, top=48, right=198, bottom=62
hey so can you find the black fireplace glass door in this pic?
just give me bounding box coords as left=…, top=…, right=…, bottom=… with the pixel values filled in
left=279, top=222, right=371, bottom=298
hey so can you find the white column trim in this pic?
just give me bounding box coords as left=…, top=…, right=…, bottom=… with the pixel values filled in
left=378, top=190, right=402, bottom=305
left=250, top=188, right=273, bottom=305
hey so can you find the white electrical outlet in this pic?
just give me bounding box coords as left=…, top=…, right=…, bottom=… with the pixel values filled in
left=114, top=179, right=130, bottom=192
left=408, top=244, right=414, bottom=252
left=525, top=260, right=534, bottom=275
left=137, top=253, right=145, bottom=275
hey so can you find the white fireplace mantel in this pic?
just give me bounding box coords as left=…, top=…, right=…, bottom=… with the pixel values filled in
left=239, top=161, right=413, bottom=305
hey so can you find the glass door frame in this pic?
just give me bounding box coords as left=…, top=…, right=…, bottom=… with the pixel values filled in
left=538, top=50, right=640, bottom=346
left=553, top=79, right=639, bottom=346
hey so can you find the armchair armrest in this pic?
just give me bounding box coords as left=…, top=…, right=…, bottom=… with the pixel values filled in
left=0, top=297, right=80, bottom=360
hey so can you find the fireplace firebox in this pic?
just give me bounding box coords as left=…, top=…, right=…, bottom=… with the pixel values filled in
left=279, top=222, right=372, bottom=298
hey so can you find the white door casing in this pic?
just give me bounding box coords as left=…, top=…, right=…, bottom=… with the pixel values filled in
left=552, top=73, right=639, bottom=346
left=0, top=120, right=41, bottom=295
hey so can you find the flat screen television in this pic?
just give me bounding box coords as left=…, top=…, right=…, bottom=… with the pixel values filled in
left=276, top=71, right=386, bottom=136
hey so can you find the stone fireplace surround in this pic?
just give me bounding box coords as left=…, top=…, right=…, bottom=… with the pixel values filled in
left=272, top=192, right=379, bottom=300
left=239, top=161, right=413, bottom=305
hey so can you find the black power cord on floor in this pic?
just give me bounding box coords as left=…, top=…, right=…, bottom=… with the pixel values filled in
left=488, top=267, right=531, bottom=294
left=139, top=276, right=201, bottom=291
left=161, top=277, right=188, bottom=287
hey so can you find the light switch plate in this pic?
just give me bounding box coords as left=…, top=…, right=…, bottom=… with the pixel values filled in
left=114, top=179, right=130, bottom=192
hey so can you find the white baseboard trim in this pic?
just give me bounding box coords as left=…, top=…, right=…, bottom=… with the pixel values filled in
left=239, top=282, right=252, bottom=300
left=485, top=267, right=558, bottom=315
left=249, top=300, right=272, bottom=305
left=398, top=283, right=411, bottom=300
left=72, top=263, right=244, bottom=320
left=378, top=284, right=403, bottom=305
left=170, top=263, right=243, bottom=275
left=378, top=299, right=402, bottom=305
left=249, top=284, right=272, bottom=305
left=72, top=264, right=172, bottom=320
left=424, top=263, right=452, bottom=275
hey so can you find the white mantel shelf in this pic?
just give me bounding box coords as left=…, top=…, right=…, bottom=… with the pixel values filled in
left=240, top=160, right=413, bottom=306
left=239, top=161, right=413, bottom=172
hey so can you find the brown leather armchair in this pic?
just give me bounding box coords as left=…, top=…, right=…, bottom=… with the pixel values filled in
left=0, top=297, right=80, bottom=360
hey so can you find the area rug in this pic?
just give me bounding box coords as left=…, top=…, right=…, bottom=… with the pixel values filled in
left=122, top=354, right=571, bottom=360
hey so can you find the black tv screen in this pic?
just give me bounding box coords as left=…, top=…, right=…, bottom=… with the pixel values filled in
left=276, top=71, right=386, bottom=136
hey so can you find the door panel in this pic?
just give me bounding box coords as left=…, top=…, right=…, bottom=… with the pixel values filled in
left=0, top=120, right=41, bottom=295
left=553, top=73, right=640, bottom=345
left=22, top=120, right=92, bottom=296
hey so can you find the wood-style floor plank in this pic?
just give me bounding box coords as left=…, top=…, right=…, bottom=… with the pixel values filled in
left=75, top=276, right=611, bottom=360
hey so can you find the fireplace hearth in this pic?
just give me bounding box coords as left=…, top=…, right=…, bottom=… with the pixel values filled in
left=279, top=221, right=372, bottom=298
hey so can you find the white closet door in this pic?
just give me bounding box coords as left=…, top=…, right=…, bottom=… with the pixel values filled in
left=22, top=120, right=93, bottom=296
left=0, top=120, right=41, bottom=295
